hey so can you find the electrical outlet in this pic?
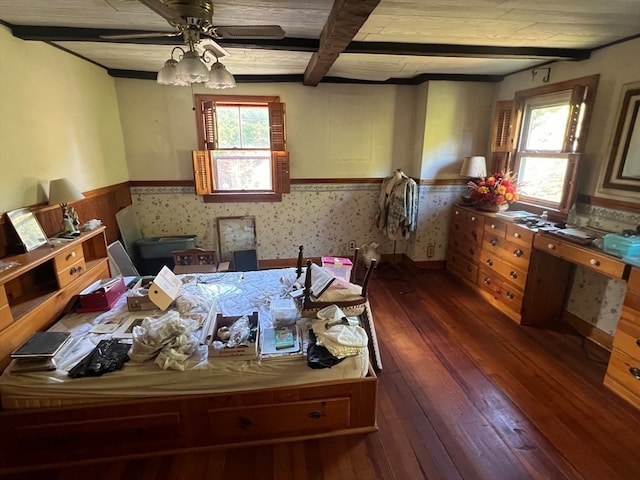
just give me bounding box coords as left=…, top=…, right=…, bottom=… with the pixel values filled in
left=348, top=240, right=356, bottom=250
left=427, top=244, right=435, bottom=258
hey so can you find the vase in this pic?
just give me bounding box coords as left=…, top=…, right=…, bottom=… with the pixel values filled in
left=476, top=202, right=509, bottom=212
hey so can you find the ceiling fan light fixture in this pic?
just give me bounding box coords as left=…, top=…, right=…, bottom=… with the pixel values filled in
left=157, top=58, right=187, bottom=85
left=176, top=50, right=210, bottom=83
left=207, top=60, right=236, bottom=89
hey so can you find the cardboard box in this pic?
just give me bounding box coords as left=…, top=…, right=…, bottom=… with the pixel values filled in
left=126, top=276, right=156, bottom=311
left=78, top=277, right=126, bottom=312
left=126, top=266, right=182, bottom=311
left=207, top=312, right=259, bottom=359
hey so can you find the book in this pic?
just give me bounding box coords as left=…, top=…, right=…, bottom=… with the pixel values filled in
left=11, top=332, right=71, bottom=359
left=274, top=326, right=295, bottom=349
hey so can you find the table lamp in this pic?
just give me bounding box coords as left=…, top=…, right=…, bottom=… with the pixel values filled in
left=48, top=178, right=85, bottom=237
left=459, top=156, right=487, bottom=203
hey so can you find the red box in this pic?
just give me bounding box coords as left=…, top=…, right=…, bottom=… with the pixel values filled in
left=77, top=277, right=126, bottom=312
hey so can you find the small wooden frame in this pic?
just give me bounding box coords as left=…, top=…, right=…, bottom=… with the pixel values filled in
left=172, top=248, right=229, bottom=274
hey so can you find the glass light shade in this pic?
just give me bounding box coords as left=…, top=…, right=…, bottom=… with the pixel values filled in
left=459, top=156, right=487, bottom=178
left=207, top=62, right=236, bottom=89
left=176, top=51, right=209, bottom=83
left=157, top=59, right=188, bottom=86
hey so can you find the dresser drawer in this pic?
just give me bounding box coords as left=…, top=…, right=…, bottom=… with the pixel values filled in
left=465, top=210, right=485, bottom=229
left=207, top=398, right=351, bottom=443
left=506, top=224, right=534, bottom=248
left=625, top=268, right=640, bottom=311
left=480, top=250, right=528, bottom=290
left=450, top=218, right=483, bottom=248
left=447, top=248, right=479, bottom=284
left=449, top=233, right=482, bottom=262
left=604, top=349, right=640, bottom=409
left=484, top=217, right=508, bottom=239
left=56, top=258, right=86, bottom=288
left=613, top=308, right=640, bottom=361
left=533, top=234, right=627, bottom=278
left=478, top=267, right=524, bottom=315
left=482, top=236, right=531, bottom=271
left=53, top=245, right=85, bottom=273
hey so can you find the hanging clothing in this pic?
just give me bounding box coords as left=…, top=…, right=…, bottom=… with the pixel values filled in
left=376, top=170, right=418, bottom=240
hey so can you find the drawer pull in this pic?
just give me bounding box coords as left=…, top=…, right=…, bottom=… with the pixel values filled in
left=630, top=367, right=640, bottom=380
left=486, top=259, right=494, bottom=266
left=66, top=251, right=77, bottom=260
left=505, top=291, right=514, bottom=300
left=636, top=339, right=640, bottom=347
left=589, top=258, right=600, bottom=266
left=238, top=417, right=253, bottom=429
left=455, top=210, right=460, bottom=215
left=513, top=233, right=521, bottom=239
left=490, top=224, right=496, bottom=229
left=69, top=267, right=79, bottom=275
left=490, top=239, right=498, bottom=246
left=308, top=411, right=322, bottom=420
left=466, top=265, right=473, bottom=273
left=513, top=249, right=523, bottom=257
left=471, top=216, right=476, bottom=222
left=483, top=277, right=491, bottom=285
left=469, top=248, right=475, bottom=255
left=471, top=231, right=477, bottom=239
left=509, top=271, right=518, bottom=279
left=547, top=243, right=556, bottom=250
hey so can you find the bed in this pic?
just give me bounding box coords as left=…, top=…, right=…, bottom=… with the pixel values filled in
left=0, top=267, right=378, bottom=472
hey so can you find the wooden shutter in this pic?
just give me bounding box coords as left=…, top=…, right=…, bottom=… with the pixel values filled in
left=491, top=100, right=514, bottom=153
left=202, top=101, right=217, bottom=150
left=192, top=151, right=213, bottom=195
left=565, top=86, right=588, bottom=152
left=268, top=102, right=286, bottom=151
left=273, top=151, right=290, bottom=194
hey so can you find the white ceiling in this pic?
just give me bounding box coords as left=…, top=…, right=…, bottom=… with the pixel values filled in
left=1, top=0, right=639, bottom=84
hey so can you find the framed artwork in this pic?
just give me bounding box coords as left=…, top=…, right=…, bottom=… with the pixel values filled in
left=6, top=208, right=49, bottom=252
left=216, top=216, right=257, bottom=263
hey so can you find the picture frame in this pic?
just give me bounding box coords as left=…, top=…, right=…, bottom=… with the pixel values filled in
left=216, top=216, right=257, bottom=263
left=6, top=208, right=49, bottom=252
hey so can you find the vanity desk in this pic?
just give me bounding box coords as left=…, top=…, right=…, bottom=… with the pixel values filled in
left=447, top=205, right=640, bottom=409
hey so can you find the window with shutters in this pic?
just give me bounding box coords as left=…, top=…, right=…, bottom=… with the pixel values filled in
left=193, top=95, right=289, bottom=202
left=509, top=75, right=599, bottom=214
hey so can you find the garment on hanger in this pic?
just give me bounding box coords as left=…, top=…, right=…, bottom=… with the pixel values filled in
left=375, top=169, right=418, bottom=240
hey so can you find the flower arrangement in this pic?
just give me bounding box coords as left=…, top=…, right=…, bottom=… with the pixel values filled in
left=468, top=171, right=519, bottom=210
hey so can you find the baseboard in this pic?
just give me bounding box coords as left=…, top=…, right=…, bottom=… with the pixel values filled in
left=562, top=311, right=613, bottom=352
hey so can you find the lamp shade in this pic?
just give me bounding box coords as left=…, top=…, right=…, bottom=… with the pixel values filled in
left=207, top=61, right=236, bottom=89
left=459, top=156, right=487, bottom=178
left=176, top=51, right=210, bottom=83
left=48, top=178, right=85, bottom=205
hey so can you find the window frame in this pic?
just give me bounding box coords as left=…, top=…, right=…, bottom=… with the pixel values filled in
left=193, top=94, right=289, bottom=203
left=508, top=74, right=599, bottom=215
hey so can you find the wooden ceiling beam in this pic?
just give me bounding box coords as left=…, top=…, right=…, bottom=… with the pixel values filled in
left=303, top=0, right=382, bottom=86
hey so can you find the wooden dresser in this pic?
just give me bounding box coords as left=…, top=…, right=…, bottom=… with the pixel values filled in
left=447, top=205, right=535, bottom=324
left=0, top=227, right=110, bottom=370
left=604, top=267, right=640, bottom=409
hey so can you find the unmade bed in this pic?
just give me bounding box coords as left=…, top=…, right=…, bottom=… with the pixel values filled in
left=0, top=267, right=378, bottom=472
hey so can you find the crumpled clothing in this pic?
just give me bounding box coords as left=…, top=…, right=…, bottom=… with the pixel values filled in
left=68, top=338, right=130, bottom=378
left=312, top=305, right=368, bottom=359
left=307, top=330, right=344, bottom=369
left=129, top=311, right=205, bottom=370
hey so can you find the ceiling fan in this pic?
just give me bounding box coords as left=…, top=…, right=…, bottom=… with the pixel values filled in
left=102, top=0, right=285, bottom=44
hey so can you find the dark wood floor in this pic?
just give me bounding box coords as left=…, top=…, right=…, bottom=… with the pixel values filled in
left=6, top=267, right=640, bottom=480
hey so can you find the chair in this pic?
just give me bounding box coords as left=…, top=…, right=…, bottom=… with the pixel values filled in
left=107, top=240, right=140, bottom=277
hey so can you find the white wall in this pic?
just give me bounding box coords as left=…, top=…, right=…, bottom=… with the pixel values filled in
left=115, top=79, right=420, bottom=180
left=0, top=26, right=129, bottom=213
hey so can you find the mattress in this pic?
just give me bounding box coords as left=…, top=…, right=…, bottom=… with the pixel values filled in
left=0, top=268, right=370, bottom=409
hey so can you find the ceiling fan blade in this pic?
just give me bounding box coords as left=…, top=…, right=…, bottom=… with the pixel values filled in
left=214, top=25, right=285, bottom=40
left=139, top=0, right=188, bottom=26
left=100, top=31, right=182, bottom=40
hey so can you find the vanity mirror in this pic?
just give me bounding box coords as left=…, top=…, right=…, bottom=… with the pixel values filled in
left=601, top=81, right=640, bottom=194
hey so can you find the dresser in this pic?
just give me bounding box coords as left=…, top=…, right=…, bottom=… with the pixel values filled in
left=446, top=205, right=535, bottom=324
left=604, top=267, right=640, bottom=409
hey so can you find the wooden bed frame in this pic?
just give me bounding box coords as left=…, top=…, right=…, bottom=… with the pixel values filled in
left=0, top=240, right=378, bottom=473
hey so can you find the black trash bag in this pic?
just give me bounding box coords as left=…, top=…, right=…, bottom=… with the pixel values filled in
left=306, top=330, right=344, bottom=369
left=68, top=338, right=130, bottom=378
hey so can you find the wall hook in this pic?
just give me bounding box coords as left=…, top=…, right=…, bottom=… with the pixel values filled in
left=531, top=67, right=551, bottom=83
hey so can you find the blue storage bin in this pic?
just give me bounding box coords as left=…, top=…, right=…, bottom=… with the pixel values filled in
left=603, top=234, right=640, bottom=258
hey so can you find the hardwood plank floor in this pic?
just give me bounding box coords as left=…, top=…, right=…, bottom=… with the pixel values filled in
left=5, top=268, right=640, bottom=480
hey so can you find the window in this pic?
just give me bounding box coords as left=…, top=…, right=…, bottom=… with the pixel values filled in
left=193, top=95, right=289, bottom=202
left=509, top=75, right=599, bottom=214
